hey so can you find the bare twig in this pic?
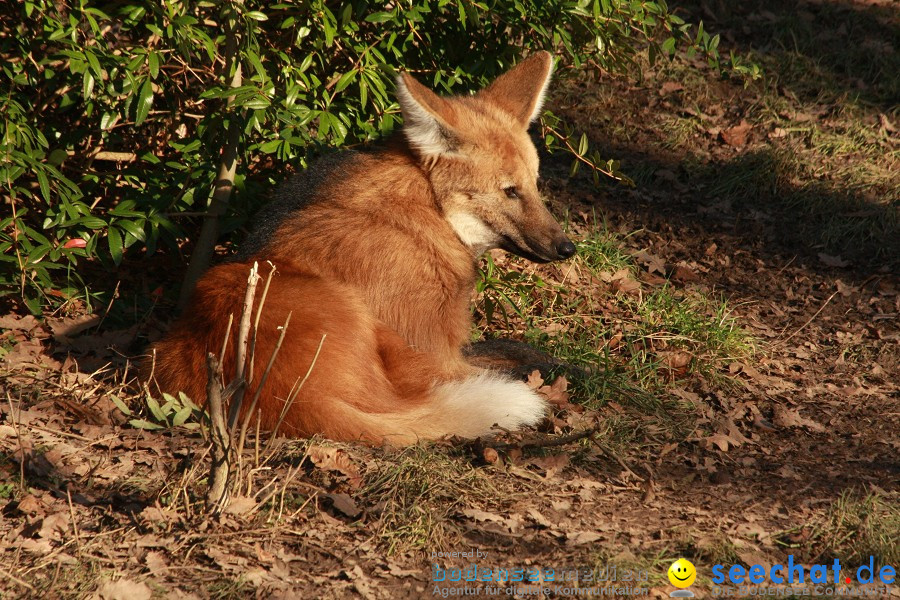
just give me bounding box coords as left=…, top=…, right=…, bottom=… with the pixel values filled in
left=205, top=353, right=232, bottom=514
left=66, top=488, right=82, bottom=555
left=773, top=290, right=839, bottom=348
left=237, top=310, right=292, bottom=456
left=248, top=262, right=277, bottom=379
left=6, top=393, right=25, bottom=490
left=540, top=120, right=630, bottom=184
left=67, top=149, right=138, bottom=162
left=217, top=312, right=234, bottom=371
left=267, top=334, right=326, bottom=449
left=227, top=261, right=260, bottom=428
left=0, top=566, right=35, bottom=592
left=484, top=426, right=600, bottom=452
left=592, top=439, right=644, bottom=483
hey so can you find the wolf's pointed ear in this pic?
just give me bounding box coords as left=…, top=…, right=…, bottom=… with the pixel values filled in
left=479, top=51, right=554, bottom=127
left=396, top=72, right=459, bottom=157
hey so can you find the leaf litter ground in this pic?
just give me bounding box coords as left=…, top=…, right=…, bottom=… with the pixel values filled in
left=1, top=1, right=898, bottom=597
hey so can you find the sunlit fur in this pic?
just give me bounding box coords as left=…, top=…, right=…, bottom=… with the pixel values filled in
left=148, top=52, right=573, bottom=444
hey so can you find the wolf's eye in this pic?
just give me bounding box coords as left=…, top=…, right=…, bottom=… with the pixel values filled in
left=503, top=186, right=520, bottom=200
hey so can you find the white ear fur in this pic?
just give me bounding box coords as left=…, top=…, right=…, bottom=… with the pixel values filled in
left=395, top=76, right=455, bottom=157
left=526, top=58, right=554, bottom=123
left=478, top=51, right=555, bottom=127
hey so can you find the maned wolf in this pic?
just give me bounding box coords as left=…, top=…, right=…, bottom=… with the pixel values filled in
left=149, top=51, right=576, bottom=444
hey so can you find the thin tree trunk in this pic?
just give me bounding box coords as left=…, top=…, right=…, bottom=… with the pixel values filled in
left=177, top=13, right=243, bottom=312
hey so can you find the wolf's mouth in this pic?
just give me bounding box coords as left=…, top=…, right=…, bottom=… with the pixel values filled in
left=500, top=235, right=556, bottom=263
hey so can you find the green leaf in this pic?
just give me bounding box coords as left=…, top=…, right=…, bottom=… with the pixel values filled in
left=100, top=112, right=119, bottom=130
left=129, top=419, right=164, bottom=431
left=146, top=396, right=167, bottom=422
left=364, top=12, right=394, bottom=23
left=172, top=405, right=192, bottom=426
left=178, top=392, right=200, bottom=411
left=148, top=52, right=160, bottom=79
left=135, top=79, right=153, bottom=126
left=578, top=133, right=589, bottom=156
left=334, top=70, right=357, bottom=93
left=82, top=71, right=95, bottom=100
left=117, top=220, right=146, bottom=242
left=76, top=216, right=107, bottom=229
left=36, top=169, right=51, bottom=202
left=108, top=226, right=123, bottom=265
left=110, top=395, right=132, bottom=416
left=85, top=50, right=102, bottom=80
left=245, top=11, right=268, bottom=21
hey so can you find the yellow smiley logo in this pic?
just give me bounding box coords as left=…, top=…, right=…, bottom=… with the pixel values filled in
left=668, top=558, right=697, bottom=589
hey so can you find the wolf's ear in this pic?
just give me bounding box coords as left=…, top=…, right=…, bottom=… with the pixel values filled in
left=479, top=51, right=553, bottom=127
left=396, top=72, right=459, bottom=157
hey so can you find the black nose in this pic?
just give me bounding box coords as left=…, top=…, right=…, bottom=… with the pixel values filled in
left=556, top=239, right=576, bottom=259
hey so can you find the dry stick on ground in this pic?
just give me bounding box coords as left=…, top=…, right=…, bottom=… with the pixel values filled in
left=237, top=311, right=292, bottom=457
left=205, top=352, right=231, bottom=513
left=773, top=290, right=839, bottom=348
left=263, top=333, right=327, bottom=457
left=207, top=263, right=260, bottom=512
left=227, top=261, right=260, bottom=428
left=206, top=263, right=294, bottom=512
left=482, top=426, right=601, bottom=453
left=247, top=262, right=277, bottom=381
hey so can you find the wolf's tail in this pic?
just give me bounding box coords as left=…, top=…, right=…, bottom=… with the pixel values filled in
left=334, top=372, right=548, bottom=445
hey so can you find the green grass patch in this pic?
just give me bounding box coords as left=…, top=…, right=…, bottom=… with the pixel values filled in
left=632, top=286, right=753, bottom=378
left=475, top=226, right=753, bottom=422
left=575, top=229, right=638, bottom=276
left=806, top=491, right=900, bottom=568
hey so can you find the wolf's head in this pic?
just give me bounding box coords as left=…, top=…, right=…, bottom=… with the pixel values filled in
left=396, top=52, right=575, bottom=263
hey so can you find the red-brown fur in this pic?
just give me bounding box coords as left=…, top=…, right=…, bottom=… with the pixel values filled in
left=148, top=52, right=571, bottom=444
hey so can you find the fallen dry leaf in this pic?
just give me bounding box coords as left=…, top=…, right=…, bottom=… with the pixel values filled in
left=97, top=579, right=152, bottom=600
left=660, top=81, right=684, bottom=95
left=772, top=405, right=825, bottom=433
left=3, top=338, right=58, bottom=370
left=525, top=370, right=544, bottom=390
left=145, top=551, right=169, bottom=575
left=705, top=433, right=737, bottom=452
left=537, top=375, right=571, bottom=409
left=38, top=511, right=70, bottom=541
left=223, top=495, right=257, bottom=516
left=660, top=350, right=693, bottom=377
left=818, top=253, right=850, bottom=268
left=672, top=265, right=700, bottom=283
left=721, top=119, right=752, bottom=147
left=326, top=493, right=361, bottom=518
left=46, top=313, right=101, bottom=342
left=307, top=445, right=362, bottom=489
left=526, top=454, right=569, bottom=478
left=0, top=313, right=40, bottom=333
left=16, top=494, right=49, bottom=517
left=526, top=508, right=553, bottom=528
left=567, top=531, right=603, bottom=546
left=603, top=268, right=641, bottom=296
left=461, top=508, right=506, bottom=524
left=633, top=249, right=666, bottom=275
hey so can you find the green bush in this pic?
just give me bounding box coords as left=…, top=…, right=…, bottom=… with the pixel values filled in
left=0, top=0, right=737, bottom=314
